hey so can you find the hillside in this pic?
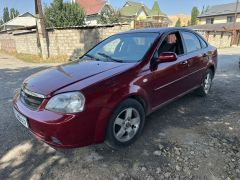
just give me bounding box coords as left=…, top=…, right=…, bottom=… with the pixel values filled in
left=168, top=14, right=191, bottom=27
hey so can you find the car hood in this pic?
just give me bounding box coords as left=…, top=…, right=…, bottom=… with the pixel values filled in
left=22, top=60, right=134, bottom=96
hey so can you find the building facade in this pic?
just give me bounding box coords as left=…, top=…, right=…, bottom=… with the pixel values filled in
left=198, top=3, right=240, bottom=25
left=74, top=0, right=114, bottom=25
left=119, top=0, right=169, bottom=28
left=0, top=12, right=36, bottom=31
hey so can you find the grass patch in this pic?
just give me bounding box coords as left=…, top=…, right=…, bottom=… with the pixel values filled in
left=0, top=50, right=69, bottom=64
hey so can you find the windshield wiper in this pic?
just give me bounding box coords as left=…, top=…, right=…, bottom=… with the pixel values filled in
left=83, top=54, right=100, bottom=61
left=97, top=53, right=123, bottom=63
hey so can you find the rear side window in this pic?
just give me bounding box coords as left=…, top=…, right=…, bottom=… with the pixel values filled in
left=181, top=31, right=201, bottom=53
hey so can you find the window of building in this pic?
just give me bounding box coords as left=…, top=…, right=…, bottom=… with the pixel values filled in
left=227, top=16, right=235, bottom=23
left=206, top=18, right=214, bottom=24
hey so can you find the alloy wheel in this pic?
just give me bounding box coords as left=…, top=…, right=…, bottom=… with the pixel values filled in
left=113, top=108, right=141, bottom=142
left=203, top=72, right=212, bottom=94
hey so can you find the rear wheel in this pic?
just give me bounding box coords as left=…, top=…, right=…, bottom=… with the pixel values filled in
left=196, top=69, right=213, bottom=97
left=105, top=99, right=145, bottom=149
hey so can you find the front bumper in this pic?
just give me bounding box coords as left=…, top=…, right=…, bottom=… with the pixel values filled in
left=13, top=93, right=109, bottom=148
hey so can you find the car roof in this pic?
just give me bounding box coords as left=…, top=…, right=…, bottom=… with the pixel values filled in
left=119, top=27, right=193, bottom=35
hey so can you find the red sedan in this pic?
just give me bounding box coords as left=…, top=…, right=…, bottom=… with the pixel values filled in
left=13, top=28, right=218, bottom=149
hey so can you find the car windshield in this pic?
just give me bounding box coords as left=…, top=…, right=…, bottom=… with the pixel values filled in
left=83, top=33, right=159, bottom=63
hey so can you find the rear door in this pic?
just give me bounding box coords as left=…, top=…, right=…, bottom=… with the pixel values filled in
left=180, top=31, right=208, bottom=88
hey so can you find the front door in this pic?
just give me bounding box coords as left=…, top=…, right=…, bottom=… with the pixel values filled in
left=150, top=31, right=191, bottom=109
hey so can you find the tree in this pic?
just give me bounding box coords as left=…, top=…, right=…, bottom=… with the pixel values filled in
left=175, top=18, right=181, bottom=27
left=98, top=9, right=120, bottom=24
left=10, top=8, right=20, bottom=19
left=3, top=7, right=10, bottom=23
left=0, top=19, right=3, bottom=25
left=187, top=20, right=191, bottom=26
left=191, top=7, right=199, bottom=25
left=45, top=0, right=85, bottom=27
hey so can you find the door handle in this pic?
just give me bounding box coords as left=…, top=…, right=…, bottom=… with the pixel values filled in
left=179, top=60, right=188, bottom=65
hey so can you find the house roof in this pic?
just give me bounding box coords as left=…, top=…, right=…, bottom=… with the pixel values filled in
left=1, top=12, right=36, bottom=28
left=198, top=2, right=240, bottom=18
left=191, top=22, right=240, bottom=31
left=120, top=0, right=166, bottom=17
left=119, top=0, right=151, bottom=17
left=75, top=0, right=107, bottom=16
left=149, top=0, right=166, bottom=16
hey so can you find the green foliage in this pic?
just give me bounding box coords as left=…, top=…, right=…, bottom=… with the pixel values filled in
left=2, top=7, right=20, bottom=23
left=98, top=9, right=120, bottom=24
left=191, top=7, right=199, bottom=25
left=0, top=19, right=3, bottom=25
left=3, top=7, right=10, bottom=23
left=10, top=8, right=20, bottom=19
left=45, top=0, right=85, bottom=27
left=187, top=20, right=191, bottom=26
left=175, top=18, right=181, bottom=27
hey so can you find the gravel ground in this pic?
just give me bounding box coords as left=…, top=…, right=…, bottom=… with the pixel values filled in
left=0, top=48, right=240, bottom=180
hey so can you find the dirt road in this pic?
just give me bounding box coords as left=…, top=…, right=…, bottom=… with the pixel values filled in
left=0, top=48, right=239, bottom=180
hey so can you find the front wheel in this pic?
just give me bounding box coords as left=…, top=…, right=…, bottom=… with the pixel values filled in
left=105, top=99, right=145, bottom=149
left=196, top=69, right=214, bottom=97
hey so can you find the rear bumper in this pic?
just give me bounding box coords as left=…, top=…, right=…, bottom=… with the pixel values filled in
left=13, top=93, right=111, bottom=148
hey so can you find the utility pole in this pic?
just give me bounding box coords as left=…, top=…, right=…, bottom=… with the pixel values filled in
left=35, top=0, right=49, bottom=59
left=232, top=0, right=239, bottom=46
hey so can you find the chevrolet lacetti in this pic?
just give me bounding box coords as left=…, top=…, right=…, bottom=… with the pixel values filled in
left=13, top=28, right=218, bottom=149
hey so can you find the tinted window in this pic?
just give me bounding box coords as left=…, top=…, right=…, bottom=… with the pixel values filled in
left=86, top=33, right=158, bottom=63
left=182, top=32, right=201, bottom=53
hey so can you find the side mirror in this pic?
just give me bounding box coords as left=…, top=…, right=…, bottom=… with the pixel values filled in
left=157, top=52, right=177, bottom=63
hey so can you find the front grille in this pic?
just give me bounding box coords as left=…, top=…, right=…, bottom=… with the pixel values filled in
left=20, top=90, right=44, bottom=110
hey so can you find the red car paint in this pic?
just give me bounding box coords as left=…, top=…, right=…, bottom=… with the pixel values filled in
left=13, top=28, right=218, bottom=148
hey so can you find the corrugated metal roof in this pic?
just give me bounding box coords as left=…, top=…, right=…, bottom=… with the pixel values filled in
left=198, top=3, right=240, bottom=17
left=1, top=12, right=36, bottom=28
left=75, top=0, right=107, bottom=16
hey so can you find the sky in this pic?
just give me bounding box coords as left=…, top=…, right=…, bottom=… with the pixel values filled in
left=0, top=0, right=236, bottom=18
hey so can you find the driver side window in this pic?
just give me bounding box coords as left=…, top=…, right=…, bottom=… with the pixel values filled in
left=156, top=32, right=184, bottom=57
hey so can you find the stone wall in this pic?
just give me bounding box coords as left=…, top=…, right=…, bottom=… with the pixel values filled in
left=0, top=24, right=131, bottom=59
left=14, top=31, right=39, bottom=55
left=197, top=30, right=233, bottom=48
left=1, top=25, right=235, bottom=59
left=0, top=32, right=16, bottom=53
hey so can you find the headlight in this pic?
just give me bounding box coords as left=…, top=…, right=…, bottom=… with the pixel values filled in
left=46, top=92, right=85, bottom=113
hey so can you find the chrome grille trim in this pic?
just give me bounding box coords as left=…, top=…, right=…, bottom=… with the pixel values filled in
left=22, top=87, right=46, bottom=99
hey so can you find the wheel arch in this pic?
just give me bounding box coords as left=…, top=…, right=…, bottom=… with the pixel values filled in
left=92, top=85, right=150, bottom=143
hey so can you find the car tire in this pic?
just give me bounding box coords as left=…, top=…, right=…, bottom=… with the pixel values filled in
left=105, top=98, right=145, bottom=149
left=195, top=69, right=214, bottom=97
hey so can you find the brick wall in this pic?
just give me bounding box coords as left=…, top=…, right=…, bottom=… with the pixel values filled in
left=0, top=24, right=131, bottom=59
